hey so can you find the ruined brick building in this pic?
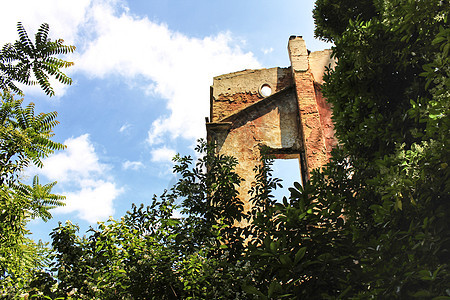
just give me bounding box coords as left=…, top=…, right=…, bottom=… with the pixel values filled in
left=206, top=36, right=337, bottom=211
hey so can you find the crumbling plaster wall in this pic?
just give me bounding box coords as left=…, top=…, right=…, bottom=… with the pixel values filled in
left=210, top=67, right=293, bottom=122
left=206, top=36, right=336, bottom=210
left=211, top=88, right=302, bottom=212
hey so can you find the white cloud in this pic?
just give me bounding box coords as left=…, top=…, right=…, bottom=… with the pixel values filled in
left=122, top=160, right=144, bottom=170
left=55, top=180, right=122, bottom=222
left=262, top=47, right=274, bottom=54
left=38, top=134, right=123, bottom=223
left=151, top=146, right=176, bottom=163
left=40, top=134, right=107, bottom=181
left=70, top=1, right=260, bottom=144
left=0, top=0, right=92, bottom=46
left=2, top=0, right=261, bottom=139
left=140, top=31, right=260, bottom=144
left=119, top=122, right=132, bottom=133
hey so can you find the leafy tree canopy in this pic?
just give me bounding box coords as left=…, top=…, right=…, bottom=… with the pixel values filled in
left=0, top=22, right=73, bottom=296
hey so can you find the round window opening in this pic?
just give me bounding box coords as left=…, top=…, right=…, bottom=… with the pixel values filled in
left=260, top=84, right=272, bottom=97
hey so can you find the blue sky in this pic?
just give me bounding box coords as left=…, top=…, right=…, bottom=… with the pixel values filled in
left=2, top=0, right=331, bottom=241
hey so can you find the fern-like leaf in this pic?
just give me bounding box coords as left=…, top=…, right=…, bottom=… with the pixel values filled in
left=0, top=22, right=75, bottom=96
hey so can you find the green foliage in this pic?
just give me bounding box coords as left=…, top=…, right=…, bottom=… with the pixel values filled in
left=0, top=91, right=66, bottom=186
left=0, top=22, right=75, bottom=97
left=240, top=150, right=362, bottom=299
left=0, top=23, right=71, bottom=298
left=0, top=92, right=67, bottom=293
left=0, top=239, right=52, bottom=299
left=4, top=2, right=448, bottom=298
left=0, top=176, right=65, bottom=297
left=236, top=0, right=449, bottom=298
left=171, top=141, right=246, bottom=257
left=313, top=0, right=377, bottom=42
left=0, top=90, right=66, bottom=284
left=309, top=0, right=449, bottom=297
left=32, top=140, right=249, bottom=299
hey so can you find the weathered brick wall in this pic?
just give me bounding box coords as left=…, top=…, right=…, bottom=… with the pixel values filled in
left=314, top=83, right=338, bottom=156
left=291, top=70, right=328, bottom=175
left=206, top=36, right=336, bottom=209
left=209, top=88, right=302, bottom=214
left=211, top=68, right=292, bottom=122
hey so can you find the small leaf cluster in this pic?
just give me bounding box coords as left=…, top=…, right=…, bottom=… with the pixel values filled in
left=0, top=22, right=75, bottom=97
left=0, top=91, right=65, bottom=186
